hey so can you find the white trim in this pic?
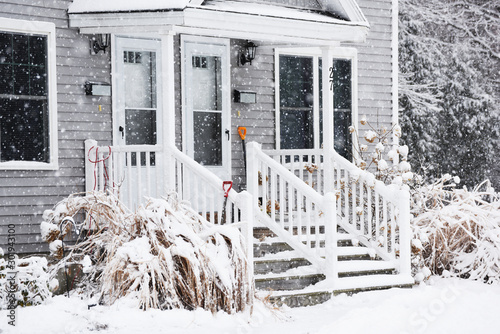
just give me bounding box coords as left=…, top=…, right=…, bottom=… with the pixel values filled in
left=274, top=47, right=358, bottom=156
left=181, top=35, right=232, bottom=180
left=0, top=18, right=58, bottom=170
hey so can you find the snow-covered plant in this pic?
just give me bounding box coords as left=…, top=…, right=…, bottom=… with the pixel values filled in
left=40, top=192, right=254, bottom=313
left=0, top=256, right=52, bottom=308
left=410, top=176, right=500, bottom=284
left=349, top=117, right=417, bottom=187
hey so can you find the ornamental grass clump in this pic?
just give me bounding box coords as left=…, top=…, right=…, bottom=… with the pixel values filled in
left=410, top=176, right=500, bottom=283
left=41, top=192, right=254, bottom=313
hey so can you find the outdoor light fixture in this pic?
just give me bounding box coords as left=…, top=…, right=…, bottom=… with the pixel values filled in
left=240, top=41, right=257, bottom=66
left=90, top=34, right=110, bottom=55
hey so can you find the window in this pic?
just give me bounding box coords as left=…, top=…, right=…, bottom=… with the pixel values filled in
left=277, top=49, right=356, bottom=161
left=0, top=19, right=57, bottom=169
left=279, top=55, right=314, bottom=150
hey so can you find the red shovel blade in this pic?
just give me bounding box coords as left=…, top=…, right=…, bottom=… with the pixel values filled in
left=223, top=181, right=233, bottom=198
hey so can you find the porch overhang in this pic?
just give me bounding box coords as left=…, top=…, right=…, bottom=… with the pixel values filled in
left=68, top=0, right=370, bottom=45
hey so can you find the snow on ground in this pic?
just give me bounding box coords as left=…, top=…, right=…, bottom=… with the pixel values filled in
left=2, top=277, right=500, bottom=334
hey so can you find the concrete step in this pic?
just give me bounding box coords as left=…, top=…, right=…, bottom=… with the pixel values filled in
left=255, top=270, right=326, bottom=291
left=263, top=274, right=414, bottom=307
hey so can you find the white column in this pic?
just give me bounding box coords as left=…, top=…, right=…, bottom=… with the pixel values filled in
left=161, top=31, right=177, bottom=193
left=322, top=47, right=335, bottom=192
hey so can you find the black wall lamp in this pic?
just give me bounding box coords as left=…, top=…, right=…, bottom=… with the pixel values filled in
left=240, top=41, right=257, bottom=66
left=90, top=34, right=110, bottom=55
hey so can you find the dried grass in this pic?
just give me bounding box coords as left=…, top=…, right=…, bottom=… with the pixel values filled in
left=411, top=176, right=500, bottom=283
left=42, top=192, right=254, bottom=313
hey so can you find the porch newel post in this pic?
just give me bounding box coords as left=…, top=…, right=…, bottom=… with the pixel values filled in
left=399, top=189, right=412, bottom=276
left=323, top=192, right=338, bottom=286
left=161, top=31, right=177, bottom=193
left=237, top=190, right=255, bottom=299
left=85, top=139, right=98, bottom=193
left=322, top=47, right=335, bottom=192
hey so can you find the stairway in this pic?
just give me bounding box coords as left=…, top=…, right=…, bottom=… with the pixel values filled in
left=253, top=227, right=414, bottom=307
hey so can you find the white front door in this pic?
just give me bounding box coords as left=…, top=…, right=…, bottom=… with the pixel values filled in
left=182, top=37, right=231, bottom=180
left=114, top=37, right=162, bottom=207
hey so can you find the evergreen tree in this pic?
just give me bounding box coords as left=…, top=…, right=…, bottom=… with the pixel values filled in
left=399, top=0, right=500, bottom=189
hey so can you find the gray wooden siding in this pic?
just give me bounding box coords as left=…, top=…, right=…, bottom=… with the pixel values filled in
left=348, top=0, right=395, bottom=142
left=230, top=41, right=276, bottom=191
left=0, top=0, right=112, bottom=253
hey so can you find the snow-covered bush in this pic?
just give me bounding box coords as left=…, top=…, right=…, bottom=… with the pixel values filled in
left=410, top=176, right=500, bottom=283
left=350, top=117, right=417, bottom=186
left=0, top=255, right=52, bottom=308
left=41, top=192, right=254, bottom=313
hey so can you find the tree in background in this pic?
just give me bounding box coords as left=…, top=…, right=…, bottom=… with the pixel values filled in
left=399, top=0, right=500, bottom=189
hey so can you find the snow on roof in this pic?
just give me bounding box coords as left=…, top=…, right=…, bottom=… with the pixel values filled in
left=202, top=0, right=349, bottom=23
left=68, top=0, right=359, bottom=24
left=68, top=0, right=191, bottom=13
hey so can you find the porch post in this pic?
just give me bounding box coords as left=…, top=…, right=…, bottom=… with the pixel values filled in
left=322, top=47, right=335, bottom=192
left=161, top=31, right=177, bottom=193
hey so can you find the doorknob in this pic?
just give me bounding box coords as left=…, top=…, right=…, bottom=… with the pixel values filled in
left=225, top=129, right=230, bottom=141
left=119, top=126, right=124, bottom=139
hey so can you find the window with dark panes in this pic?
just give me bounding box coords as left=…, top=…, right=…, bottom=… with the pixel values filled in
left=279, top=55, right=314, bottom=150
left=0, top=31, right=49, bottom=162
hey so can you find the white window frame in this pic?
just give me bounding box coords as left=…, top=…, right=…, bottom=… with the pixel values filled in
left=275, top=47, right=358, bottom=154
left=0, top=18, right=58, bottom=170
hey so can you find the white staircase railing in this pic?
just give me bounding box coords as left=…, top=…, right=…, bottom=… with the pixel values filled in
left=259, top=144, right=412, bottom=277
left=247, top=142, right=338, bottom=280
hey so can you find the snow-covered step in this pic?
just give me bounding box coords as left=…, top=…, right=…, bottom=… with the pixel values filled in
left=333, top=274, right=415, bottom=292
left=255, top=265, right=324, bottom=291
left=261, top=274, right=414, bottom=307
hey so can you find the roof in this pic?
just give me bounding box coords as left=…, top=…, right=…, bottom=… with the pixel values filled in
left=68, top=0, right=369, bottom=45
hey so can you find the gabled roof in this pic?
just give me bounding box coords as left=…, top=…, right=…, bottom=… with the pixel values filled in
left=68, top=0, right=369, bottom=45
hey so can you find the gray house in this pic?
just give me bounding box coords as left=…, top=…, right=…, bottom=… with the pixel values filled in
left=0, top=0, right=412, bottom=305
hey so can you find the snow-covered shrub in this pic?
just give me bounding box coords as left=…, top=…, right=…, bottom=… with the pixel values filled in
left=41, top=192, right=254, bottom=313
left=349, top=118, right=417, bottom=186
left=410, top=176, right=500, bottom=283
left=0, top=256, right=52, bottom=308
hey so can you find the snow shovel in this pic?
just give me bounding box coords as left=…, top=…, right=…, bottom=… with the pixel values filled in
left=221, top=181, right=233, bottom=224
left=238, top=127, right=247, bottom=183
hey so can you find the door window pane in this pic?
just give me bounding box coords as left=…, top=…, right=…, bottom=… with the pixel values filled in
left=193, top=111, right=222, bottom=166
left=125, top=109, right=156, bottom=166
left=125, top=109, right=157, bottom=146
left=192, top=56, right=222, bottom=111
left=124, top=51, right=156, bottom=109
left=279, top=55, right=314, bottom=149
left=333, top=59, right=352, bottom=161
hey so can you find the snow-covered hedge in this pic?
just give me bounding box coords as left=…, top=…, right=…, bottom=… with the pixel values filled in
left=0, top=255, right=52, bottom=308
left=41, top=192, right=254, bottom=313
left=411, top=176, right=500, bottom=283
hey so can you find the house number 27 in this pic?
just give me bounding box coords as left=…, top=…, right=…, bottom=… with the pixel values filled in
left=329, top=66, right=334, bottom=91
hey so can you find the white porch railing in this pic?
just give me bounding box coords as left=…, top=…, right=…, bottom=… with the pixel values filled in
left=256, top=143, right=412, bottom=279
left=84, top=139, right=254, bottom=284
left=247, top=142, right=338, bottom=281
